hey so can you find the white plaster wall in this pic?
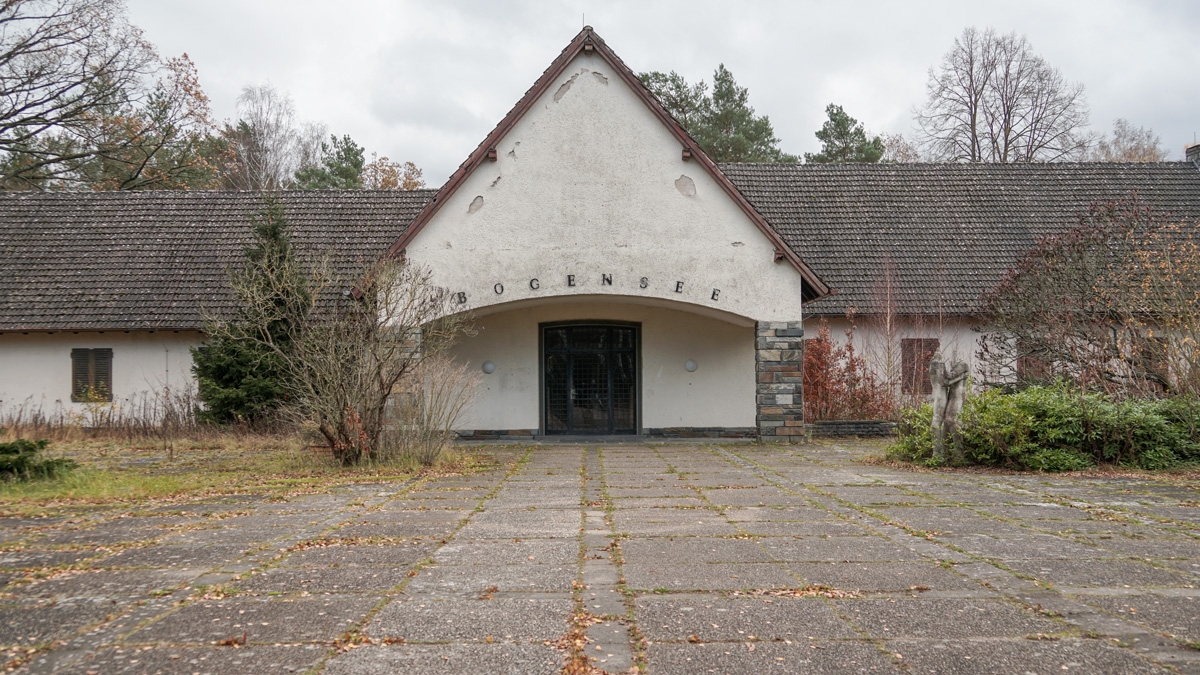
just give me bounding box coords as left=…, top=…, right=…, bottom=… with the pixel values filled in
left=448, top=299, right=756, bottom=431
left=812, top=316, right=983, bottom=388
left=406, top=52, right=806, bottom=324
left=0, top=332, right=201, bottom=416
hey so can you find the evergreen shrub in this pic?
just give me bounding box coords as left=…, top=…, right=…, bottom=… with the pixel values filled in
left=0, top=439, right=76, bottom=481
left=889, top=382, right=1200, bottom=471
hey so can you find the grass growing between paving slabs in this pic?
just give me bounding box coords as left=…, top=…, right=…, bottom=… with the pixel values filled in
left=0, top=434, right=489, bottom=516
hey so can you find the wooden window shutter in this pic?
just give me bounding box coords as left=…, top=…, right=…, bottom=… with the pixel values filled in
left=901, top=338, right=940, bottom=395
left=93, top=349, right=113, bottom=401
left=70, top=348, right=113, bottom=402
left=70, top=349, right=90, bottom=402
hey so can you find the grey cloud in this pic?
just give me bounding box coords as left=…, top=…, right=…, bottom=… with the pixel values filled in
left=125, top=0, right=1200, bottom=178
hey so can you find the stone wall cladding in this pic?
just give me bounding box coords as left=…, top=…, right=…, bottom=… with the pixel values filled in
left=810, top=420, right=897, bottom=438
left=756, top=320, right=805, bottom=441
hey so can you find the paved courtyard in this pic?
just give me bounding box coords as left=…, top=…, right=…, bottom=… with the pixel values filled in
left=2, top=442, right=1199, bottom=674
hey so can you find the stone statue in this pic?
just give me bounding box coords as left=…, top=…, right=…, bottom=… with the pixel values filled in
left=929, top=352, right=970, bottom=462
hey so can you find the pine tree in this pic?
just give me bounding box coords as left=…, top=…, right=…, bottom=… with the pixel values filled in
left=639, top=65, right=796, bottom=162
left=804, top=104, right=884, bottom=164
left=294, top=134, right=365, bottom=189
left=192, top=197, right=309, bottom=423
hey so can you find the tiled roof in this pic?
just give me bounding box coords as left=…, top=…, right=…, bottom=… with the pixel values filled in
left=3, top=163, right=1198, bottom=331
left=0, top=190, right=434, bottom=331
left=720, top=161, right=1200, bottom=316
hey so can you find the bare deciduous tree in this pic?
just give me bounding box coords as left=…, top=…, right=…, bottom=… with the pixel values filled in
left=916, top=27, right=1091, bottom=163
left=209, top=230, right=474, bottom=464
left=977, top=197, right=1198, bottom=397
left=1088, top=119, right=1170, bottom=162
left=879, top=133, right=923, bottom=163
left=0, top=0, right=159, bottom=185
left=220, top=84, right=325, bottom=190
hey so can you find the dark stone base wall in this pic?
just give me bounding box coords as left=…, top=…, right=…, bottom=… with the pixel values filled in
left=643, top=427, right=757, bottom=439
left=456, top=429, right=538, bottom=441
left=810, top=420, right=897, bottom=438
left=756, top=321, right=805, bottom=441
left=456, top=428, right=757, bottom=441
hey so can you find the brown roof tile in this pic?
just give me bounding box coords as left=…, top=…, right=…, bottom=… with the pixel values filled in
left=720, top=161, right=1200, bottom=316
left=0, top=190, right=434, bottom=331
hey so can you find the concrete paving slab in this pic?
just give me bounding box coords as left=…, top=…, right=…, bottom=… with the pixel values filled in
left=1089, top=536, right=1200, bottom=560
left=160, top=526, right=293, bottom=546
left=233, top=566, right=411, bottom=594
left=280, top=542, right=435, bottom=568
left=940, top=533, right=1109, bottom=560
left=0, top=600, right=119, bottom=645
left=622, top=537, right=774, bottom=564
left=13, top=569, right=194, bottom=601
left=406, top=564, right=576, bottom=595
left=11, top=442, right=1200, bottom=674
left=733, top=520, right=869, bottom=537
left=607, top=496, right=706, bottom=509
left=886, top=637, right=1168, bottom=674
left=51, top=645, right=326, bottom=674
left=95, top=544, right=250, bottom=570
left=331, top=522, right=458, bottom=539
left=432, top=538, right=579, bottom=566
left=646, top=640, right=902, bottom=675
left=623, top=563, right=797, bottom=591
left=761, top=536, right=924, bottom=562
left=637, top=593, right=857, bottom=640
left=1083, top=594, right=1200, bottom=641
left=352, top=509, right=471, bottom=524
left=323, top=643, right=563, bottom=675
left=790, top=561, right=983, bottom=592
left=126, top=595, right=378, bottom=644
left=835, top=597, right=1061, bottom=639
left=612, top=510, right=741, bottom=536
left=1005, top=559, right=1194, bottom=588
left=0, top=549, right=100, bottom=569
left=366, top=596, right=572, bottom=642
left=722, top=505, right=840, bottom=522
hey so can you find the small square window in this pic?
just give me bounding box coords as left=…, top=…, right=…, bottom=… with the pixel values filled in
left=901, top=338, right=940, bottom=395
left=71, top=348, right=113, bottom=402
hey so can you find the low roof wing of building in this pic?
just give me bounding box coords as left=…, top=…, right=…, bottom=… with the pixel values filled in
left=722, top=161, right=1200, bottom=317
left=0, top=190, right=434, bottom=332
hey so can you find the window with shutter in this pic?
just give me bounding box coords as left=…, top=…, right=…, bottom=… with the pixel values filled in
left=70, top=348, right=113, bottom=402
left=901, top=338, right=940, bottom=395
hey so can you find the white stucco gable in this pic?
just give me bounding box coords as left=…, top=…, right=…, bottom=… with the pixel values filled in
left=396, top=29, right=824, bottom=324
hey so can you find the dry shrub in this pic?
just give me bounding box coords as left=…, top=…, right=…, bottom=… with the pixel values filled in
left=384, top=355, right=480, bottom=466
left=803, top=317, right=895, bottom=421
left=1, top=385, right=212, bottom=446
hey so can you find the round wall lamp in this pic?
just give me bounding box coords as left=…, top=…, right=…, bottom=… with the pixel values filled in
left=481, top=361, right=496, bottom=374
left=684, top=359, right=698, bottom=373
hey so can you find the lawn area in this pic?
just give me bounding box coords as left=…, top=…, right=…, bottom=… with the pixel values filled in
left=0, top=433, right=486, bottom=517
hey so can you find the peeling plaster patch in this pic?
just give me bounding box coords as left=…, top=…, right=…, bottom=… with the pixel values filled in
left=553, top=71, right=583, bottom=103
left=468, top=195, right=484, bottom=213
left=490, top=175, right=502, bottom=188
left=731, top=241, right=745, bottom=247
left=674, top=175, right=697, bottom=197
left=591, top=71, right=608, bottom=85
left=508, top=142, right=520, bottom=159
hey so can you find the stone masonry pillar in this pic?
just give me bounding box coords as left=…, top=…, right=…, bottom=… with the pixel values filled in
left=756, top=321, right=805, bottom=441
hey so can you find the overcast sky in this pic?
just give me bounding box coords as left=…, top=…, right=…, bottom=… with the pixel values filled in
left=126, top=0, right=1200, bottom=184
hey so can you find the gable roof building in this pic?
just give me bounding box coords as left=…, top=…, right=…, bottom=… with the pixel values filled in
left=1, top=27, right=1198, bottom=439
